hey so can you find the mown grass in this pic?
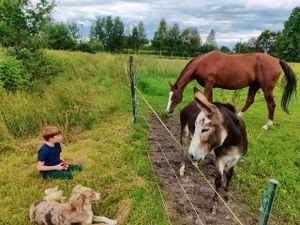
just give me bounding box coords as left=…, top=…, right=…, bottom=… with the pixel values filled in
left=0, top=51, right=171, bottom=224
left=134, top=57, right=300, bottom=225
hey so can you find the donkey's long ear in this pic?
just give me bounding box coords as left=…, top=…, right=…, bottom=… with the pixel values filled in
left=193, top=87, right=216, bottom=116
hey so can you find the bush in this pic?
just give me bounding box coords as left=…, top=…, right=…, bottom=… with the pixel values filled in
left=0, top=57, right=29, bottom=91
left=15, top=48, right=63, bottom=82
left=76, top=42, right=95, bottom=53
left=87, top=40, right=104, bottom=52
left=7, top=47, right=63, bottom=84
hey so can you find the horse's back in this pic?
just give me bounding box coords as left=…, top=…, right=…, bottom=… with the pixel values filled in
left=193, top=51, right=281, bottom=89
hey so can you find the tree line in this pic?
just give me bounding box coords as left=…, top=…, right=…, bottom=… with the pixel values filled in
left=0, top=1, right=299, bottom=92
left=43, top=7, right=300, bottom=61
left=1, top=1, right=299, bottom=60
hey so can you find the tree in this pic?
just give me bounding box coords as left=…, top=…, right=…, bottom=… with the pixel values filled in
left=166, top=23, right=181, bottom=56
left=247, top=37, right=258, bottom=52
left=180, top=27, right=201, bottom=57
left=112, top=17, right=124, bottom=52
left=152, top=18, right=168, bottom=55
left=233, top=41, right=250, bottom=53
left=204, top=29, right=217, bottom=49
left=0, top=0, right=61, bottom=86
left=127, top=22, right=148, bottom=53
left=0, top=0, right=55, bottom=49
left=137, top=22, right=148, bottom=48
left=67, top=22, right=80, bottom=40
left=220, top=46, right=231, bottom=53
left=256, top=30, right=279, bottom=55
left=46, top=23, right=76, bottom=50
left=90, top=16, right=124, bottom=52
left=278, top=7, right=300, bottom=61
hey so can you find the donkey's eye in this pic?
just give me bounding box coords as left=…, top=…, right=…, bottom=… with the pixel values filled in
left=201, top=128, right=209, bottom=133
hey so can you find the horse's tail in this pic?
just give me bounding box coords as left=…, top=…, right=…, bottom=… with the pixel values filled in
left=279, top=60, right=297, bottom=113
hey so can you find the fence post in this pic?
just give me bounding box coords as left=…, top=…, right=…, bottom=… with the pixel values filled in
left=129, top=56, right=137, bottom=123
left=259, top=179, right=279, bottom=225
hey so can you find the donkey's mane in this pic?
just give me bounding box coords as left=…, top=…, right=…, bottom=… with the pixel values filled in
left=213, top=102, right=237, bottom=114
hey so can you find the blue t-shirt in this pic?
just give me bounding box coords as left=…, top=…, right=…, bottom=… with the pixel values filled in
left=37, top=143, right=61, bottom=176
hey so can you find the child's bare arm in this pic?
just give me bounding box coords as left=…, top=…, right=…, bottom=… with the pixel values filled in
left=37, top=161, right=65, bottom=171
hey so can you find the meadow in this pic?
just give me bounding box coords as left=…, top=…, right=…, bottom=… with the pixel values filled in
left=0, top=50, right=299, bottom=224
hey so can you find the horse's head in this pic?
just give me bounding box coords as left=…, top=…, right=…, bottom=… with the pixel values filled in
left=166, top=81, right=183, bottom=113
left=188, top=87, right=227, bottom=161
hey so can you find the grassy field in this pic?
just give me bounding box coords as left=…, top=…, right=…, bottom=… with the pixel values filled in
left=0, top=51, right=299, bottom=224
left=0, top=51, right=171, bottom=225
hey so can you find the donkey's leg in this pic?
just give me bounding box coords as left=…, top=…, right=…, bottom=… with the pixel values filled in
left=180, top=124, right=189, bottom=177
left=224, top=167, right=234, bottom=202
left=262, top=89, right=276, bottom=130
left=238, top=83, right=260, bottom=117
left=211, top=159, right=224, bottom=215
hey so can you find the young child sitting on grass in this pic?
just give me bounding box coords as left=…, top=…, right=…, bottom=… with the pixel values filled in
left=37, top=126, right=81, bottom=179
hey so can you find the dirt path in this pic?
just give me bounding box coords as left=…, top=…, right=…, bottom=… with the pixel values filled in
left=147, top=113, right=259, bottom=225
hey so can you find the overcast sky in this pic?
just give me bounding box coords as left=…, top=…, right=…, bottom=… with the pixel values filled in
left=50, top=0, right=299, bottom=48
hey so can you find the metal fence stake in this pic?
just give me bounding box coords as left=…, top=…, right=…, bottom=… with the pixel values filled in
left=259, top=179, right=279, bottom=225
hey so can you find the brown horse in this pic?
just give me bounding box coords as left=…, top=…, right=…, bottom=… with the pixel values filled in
left=166, top=51, right=297, bottom=129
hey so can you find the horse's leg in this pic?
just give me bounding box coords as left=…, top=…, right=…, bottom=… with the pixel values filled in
left=238, top=83, right=259, bottom=117
left=180, top=124, right=189, bottom=177
left=224, top=167, right=234, bottom=202
left=211, top=158, right=224, bottom=215
left=204, top=81, right=215, bottom=102
left=262, top=88, right=276, bottom=129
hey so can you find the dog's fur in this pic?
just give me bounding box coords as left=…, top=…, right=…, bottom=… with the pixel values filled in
left=30, top=185, right=117, bottom=225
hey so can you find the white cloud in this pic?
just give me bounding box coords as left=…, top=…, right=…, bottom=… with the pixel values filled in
left=46, top=0, right=299, bottom=44
left=243, top=0, right=300, bottom=10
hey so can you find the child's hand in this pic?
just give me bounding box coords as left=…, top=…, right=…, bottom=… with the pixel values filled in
left=56, top=163, right=66, bottom=171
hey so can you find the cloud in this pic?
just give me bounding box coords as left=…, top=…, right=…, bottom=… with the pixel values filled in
left=49, top=0, right=298, bottom=46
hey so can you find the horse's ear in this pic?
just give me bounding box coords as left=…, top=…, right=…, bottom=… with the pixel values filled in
left=174, top=83, right=178, bottom=89
left=168, top=81, right=173, bottom=88
left=194, top=88, right=216, bottom=115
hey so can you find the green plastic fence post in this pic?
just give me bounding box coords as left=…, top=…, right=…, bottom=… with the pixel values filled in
left=259, top=179, right=279, bottom=225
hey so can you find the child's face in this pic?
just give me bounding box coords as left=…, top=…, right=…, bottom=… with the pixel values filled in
left=52, top=134, right=62, bottom=143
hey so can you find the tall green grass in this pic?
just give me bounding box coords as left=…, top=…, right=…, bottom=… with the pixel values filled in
left=0, top=51, right=171, bottom=224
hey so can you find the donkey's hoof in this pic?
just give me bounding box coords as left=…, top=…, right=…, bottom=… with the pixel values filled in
left=179, top=167, right=185, bottom=177
left=179, top=170, right=185, bottom=177
left=224, top=192, right=232, bottom=202
left=211, top=208, right=217, bottom=215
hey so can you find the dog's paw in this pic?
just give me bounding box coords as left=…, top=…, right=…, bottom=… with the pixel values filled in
left=109, top=220, right=117, bottom=225
left=45, top=186, right=59, bottom=195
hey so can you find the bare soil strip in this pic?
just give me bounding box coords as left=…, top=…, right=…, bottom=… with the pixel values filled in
left=147, top=113, right=258, bottom=225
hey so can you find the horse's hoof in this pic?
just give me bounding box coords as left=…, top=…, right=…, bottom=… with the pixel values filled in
left=237, top=111, right=243, bottom=117
left=262, top=124, right=268, bottom=130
